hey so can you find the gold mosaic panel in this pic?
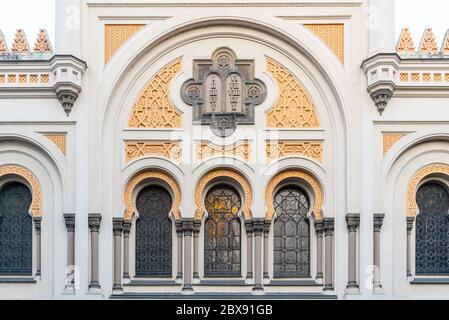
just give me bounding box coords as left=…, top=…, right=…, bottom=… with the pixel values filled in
left=125, top=141, right=182, bottom=164
left=266, top=141, right=323, bottom=163
left=304, top=24, right=344, bottom=64
left=104, top=24, right=145, bottom=64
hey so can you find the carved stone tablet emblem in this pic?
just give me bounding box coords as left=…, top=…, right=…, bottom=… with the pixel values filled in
left=182, top=48, right=267, bottom=137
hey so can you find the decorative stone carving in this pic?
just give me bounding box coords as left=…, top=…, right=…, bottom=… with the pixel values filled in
left=406, top=216, right=415, bottom=234
left=370, top=89, right=393, bottom=115
left=182, top=219, right=194, bottom=237
left=323, top=218, right=335, bottom=236
left=346, top=214, right=360, bottom=233
left=43, top=133, right=67, bottom=156
left=125, top=141, right=182, bottom=164
left=266, top=59, right=320, bottom=128
left=373, top=214, right=385, bottom=232
left=113, top=218, right=124, bottom=237
left=265, top=170, right=324, bottom=220
left=304, top=24, right=345, bottom=64
left=104, top=24, right=145, bottom=64
left=315, top=220, right=324, bottom=236
left=407, top=164, right=449, bottom=217
left=124, top=170, right=181, bottom=221
left=0, top=165, right=41, bottom=217
left=441, top=31, right=449, bottom=55
left=182, top=48, right=267, bottom=137
left=194, top=169, right=253, bottom=220
left=396, top=28, right=415, bottom=54
left=196, top=140, right=251, bottom=163
left=382, top=132, right=409, bottom=155
left=11, top=29, right=30, bottom=54
left=33, top=29, right=53, bottom=54
left=64, top=213, right=76, bottom=233
left=419, top=28, right=438, bottom=55
left=0, top=31, right=8, bottom=54
left=266, top=141, right=323, bottom=163
left=129, top=59, right=182, bottom=128
left=252, top=219, right=265, bottom=237
left=88, top=214, right=102, bottom=233
left=56, top=90, right=79, bottom=116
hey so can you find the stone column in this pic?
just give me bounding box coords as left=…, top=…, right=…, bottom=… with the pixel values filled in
left=245, top=221, right=254, bottom=280
left=323, top=218, right=335, bottom=292
left=373, top=214, right=385, bottom=291
left=175, top=221, right=183, bottom=281
left=88, top=214, right=102, bottom=291
left=64, top=214, right=75, bottom=291
left=263, top=220, right=271, bottom=280
left=112, top=218, right=124, bottom=293
left=33, top=217, right=42, bottom=278
left=406, top=217, right=415, bottom=278
left=252, top=219, right=265, bottom=294
left=193, top=220, right=201, bottom=280
left=122, top=221, right=132, bottom=281
left=346, top=214, right=360, bottom=292
left=315, top=221, right=324, bottom=282
left=182, top=219, right=194, bottom=294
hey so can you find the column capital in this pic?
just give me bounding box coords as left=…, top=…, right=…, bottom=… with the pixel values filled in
left=406, top=216, right=415, bottom=234
left=323, top=218, right=335, bottom=236
left=88, top=214, right=102, bottom=233
left=263, top=220, right=271, bottom=235
left=245, top=220, right=254, bottom=234
left=193, top=220, right=202, bottom=235
left=64, top=213, right=75, bottom=233
left=373, top=214, right=385, bottom=232
left=33, top=217, right=42, bottom=234
left=175, top=221, right=183, bottom=235
left=113, top=218, right=124, bottom=236
left=315, top=220, right=324, bottom=236
left=182, top=218, right=195, bottom=236
left=253, top=218, right=265, bottom=236
left=346, top=213, right=360, bottom=233
left=123, top=220, right=132, bottom=235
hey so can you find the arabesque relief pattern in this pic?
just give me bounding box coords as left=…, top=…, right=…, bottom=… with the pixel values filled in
left=128, top=59, right=182, bottom=128
left=0, top=165, right=41, bottom=217
left=407, top=164, right=449, bottom=217
left=125, top=141, right=182, bottom=164
left=266, top=141, right=323, bottom=163
left=195, top=169, right=252, bottom=220
left=43, top=133, right=67, bottom=156
left=124, top=170, right=181, bottom=221
left=265, top=170, right=323, bottom=220
left=196, top=141, right=251, bottom=163
left=304, top=24, right=344, bottom=64
left=382, top=133, right=409, bottom=156
left=266, top=59, right=320, bottom=129
left=104, top=24, right=145, bottom=64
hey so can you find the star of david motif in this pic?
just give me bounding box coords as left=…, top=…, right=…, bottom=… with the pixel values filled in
left=181, top=48, right=267, bottom=137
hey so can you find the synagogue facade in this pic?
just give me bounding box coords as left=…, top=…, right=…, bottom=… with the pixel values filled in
left=0, top=0, right=449, bottom=299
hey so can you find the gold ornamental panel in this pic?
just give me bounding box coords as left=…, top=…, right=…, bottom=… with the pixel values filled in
left=43, top=133, right=67, bottom=156
left=104, top=24, right=145, bottom=64
left=382, top=133, right=409, bottom=156
left=125, top=141, right=182, bottom=164
left=304, top=24, right=344, bottom=64
left=266, top=141, right=323, bottom=163
left=196, top=141, right=251, bottom=163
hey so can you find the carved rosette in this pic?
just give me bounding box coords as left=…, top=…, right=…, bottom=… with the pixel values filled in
left=265, top=170, right=324, bottom=220
left=0, top=165, right=41, bottom=217
left=181, top=48, right=267, bottom=137
left=407, top=164, right=449, bottom=217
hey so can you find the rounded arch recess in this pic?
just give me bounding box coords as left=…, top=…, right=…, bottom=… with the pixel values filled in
left=0, top=165, right=41, bottom=218
left=265, top=169, right=324, bottom=221
left=124, top=170, right=182, bottom=221
left=195, top=168, right=253, bottom=221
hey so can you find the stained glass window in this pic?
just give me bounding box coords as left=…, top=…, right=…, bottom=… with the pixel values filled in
left=273, top=186, right=310, bottom=278
left=0, top=182, right=33, bottom=275
left=135, top=185, right=173, bottom=277
left=416, top=182, right=449, bottom=275
left=204, top=185, right=242, bottom=276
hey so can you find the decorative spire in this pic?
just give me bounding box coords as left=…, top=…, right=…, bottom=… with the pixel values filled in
left=396, top=28, right=415, bottom=54
left=33, top=29, right=52, bottom=53
left=11, top=29, right=30, bottom=54
left=419, top=28, right=438, bottom=54
left=441, top=30, right=449, bottom=55
left=0, top=31, right=8, bottom=54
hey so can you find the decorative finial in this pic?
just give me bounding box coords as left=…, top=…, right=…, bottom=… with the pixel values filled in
left=441, top=30, right=449, bottom=55
left=33, top=29, right=53, bottom=53
left=0, top=31, right=8, bottom=54
left=396, top=28, right=415, bottom=54
left=419, top=28, right=438, bottom=54
left=11, top=29, right=30, bottom=54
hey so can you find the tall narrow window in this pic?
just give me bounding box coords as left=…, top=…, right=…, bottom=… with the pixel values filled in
left=0, top=182, right=33, bottom=275
left=204, top=185, right=242, bottom=276
left=135, top=185, right=173, bottom=277
left=416, top=182, right=449, bottom=275
left=273, top=186, right=310, bottom=278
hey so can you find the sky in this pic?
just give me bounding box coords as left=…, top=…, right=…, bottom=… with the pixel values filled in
left=0, top=0, right=448, bottom=49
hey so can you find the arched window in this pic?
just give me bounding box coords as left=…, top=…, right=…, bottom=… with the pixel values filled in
left=416, top=181, right=449, bottom=275
left=273, top=186, right=310, bottom=278
left=0, top=182, right=33, bottom=275
left=204, top=185, right=242, bottom=276
left=135, top=185, right=173, bottom=277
